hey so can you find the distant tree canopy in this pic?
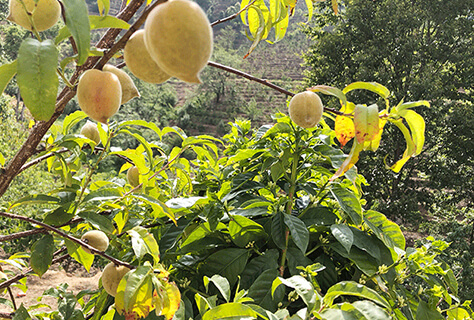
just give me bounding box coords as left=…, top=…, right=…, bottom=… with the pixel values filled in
left=303, top=0, right=474, bottom=219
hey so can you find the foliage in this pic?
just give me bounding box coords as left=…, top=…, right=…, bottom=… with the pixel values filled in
left=0, top=0, right=472, bottom=319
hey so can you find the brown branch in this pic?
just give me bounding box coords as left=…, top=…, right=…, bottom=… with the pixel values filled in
left=207, top=61, right=347, bottom=116
left=94, top=0, right=168, bottom=71
left=210, top=0, right=256, bottom=27
left=0, top=265, right=16, bottom=310
left=208, top=61, right=295, bottom=97
left=0, top=212, right=133, bottom=270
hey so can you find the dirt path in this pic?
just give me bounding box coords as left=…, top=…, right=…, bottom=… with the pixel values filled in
left=0, top=251, right=101, bottom=314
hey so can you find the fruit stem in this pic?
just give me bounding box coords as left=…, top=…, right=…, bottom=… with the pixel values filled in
left=279, top=128, right=301, bottom=275
left=57, top=68, right=74, bottom=88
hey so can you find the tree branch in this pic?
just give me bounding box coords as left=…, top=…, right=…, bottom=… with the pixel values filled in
left=0, top=211, right=133, bottom=270
left=210, top=0, right=256, bottom=27
left=0, top=248, right=68, bottom=292
left=207, top=61, right=347, bottom=116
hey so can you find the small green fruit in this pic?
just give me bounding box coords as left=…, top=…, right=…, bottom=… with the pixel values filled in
left=81, top=230, right=109, bottom=254
left=288, top=91, right=324, bottom=128
left=101, top=263, right=130, bottom=297
left=80, top=121, right=100, bottom=144
left=127, top=166, right=140, bottom=188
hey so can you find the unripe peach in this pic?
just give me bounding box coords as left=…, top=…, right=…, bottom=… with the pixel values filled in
left=102, top=64, right=140, bottom=104
left=124, top=30, right=171, bottom=84
left=127, top=166, right=140, bottom=188
left=101, top=263, right=130, bottom=297
left=144, top=0, right=213, bottom=83
left=81, top=230, right=109, bottom=254
left=288, top=91, right=324, bottom=128
left=80, top=121, right=100, bottom=144
left=77, top=69, right=122, bottom=124
left=7, top=0, right=61, bottom=32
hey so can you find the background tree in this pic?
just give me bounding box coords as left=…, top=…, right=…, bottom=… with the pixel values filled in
left=303, top=0, right=474, bottom=298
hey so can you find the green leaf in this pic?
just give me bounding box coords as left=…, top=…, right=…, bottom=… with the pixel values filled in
left=330, top=184, right=362, bottom=225
left=241, top=249, right=279, bottom=289
left=446, top=307, right=471, bottom=320
left=324, top=281, right=391, bottom=309
left=10, top=194, right=61, bottom=209
left=61, top=0, right=91, bottom=65
left=127, top=226, right=160, bottom=264
left=352, top=300, right=391, bottom=320
left=330, top=224, right=353, bottom=254
left=283, top=214, right=309, bottom=253
left=343, top=82, right=390, bottom=99
left=201, top=248, right=249, bottom=286
left=248, top=269, right=284, bottom=312
left=65, top=239, right=94, bottom=272
left=43, top=207, right=74, bottom=226
left=202, top=303, right=258, bottom=320
left=415, top=300, right=443, bottom=320
left=83, top=188, right=122, bottom=203
left=62, top=111, right=88, bottom=135
left=0, top=60, right=17, bottom=95
left=261, top=122, right=292, bottom=139
left=17, top=39, right=58, bottom=121
left=78, top=211, right=115, bottom=234
left=133, top=193, right=176, bottom=224
left=229, top=215, right=266, bottom=247
left=320, top=308, right=359, bottom=320
left=12, top=304, right=32, bottom=320
left=204, top=275, right=231, bottom=303
left=286, top=247, right=312, bottom=276
left=30, top=234, right=55, bottom=277
left=277, top=275, right=319, bottom=312
left=363, top=210, right=405, bottom=252
left=271, top=211, right=286, bottom=250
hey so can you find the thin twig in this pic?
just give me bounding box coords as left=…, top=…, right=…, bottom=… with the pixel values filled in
left=0, top=248, right=68, bottom=291
left=210, top=0, right=257, bottom=27
left=207, top=61, right=347, bottom=116
left=0, top=265, right=17, bottom=310
left=0, top=212, right=133, bottom=270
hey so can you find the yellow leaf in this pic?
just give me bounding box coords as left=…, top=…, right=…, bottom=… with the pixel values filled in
left=335, top=115, right=355, bottom=147
left=364, top=117, right=387, bottom=151
left=331, top=139, right=364, bottom=180
left=354, top=104, right=379, bottom=143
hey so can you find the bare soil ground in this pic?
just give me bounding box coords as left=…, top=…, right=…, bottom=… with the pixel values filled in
left=0, top=248, right=101, bottom=314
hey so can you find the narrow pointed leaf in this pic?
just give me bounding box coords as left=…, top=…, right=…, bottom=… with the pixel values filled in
left=324, top=281, right=390, bottom=309
left=330, top=184, right=362, bottom=225
left=17, top=39, right=58, bottom=121
left=387, top=119, right=416, bottom=173
left=343, top=82, right=390, bottom=99
left=283, top=214, right=309, bottom=253
left=0, top=60, right=17, bottom=95
left=61, top=0, right=91, bottom=65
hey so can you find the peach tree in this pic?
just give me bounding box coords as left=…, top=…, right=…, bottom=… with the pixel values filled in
left=0, top=0, right=472, bottom=319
